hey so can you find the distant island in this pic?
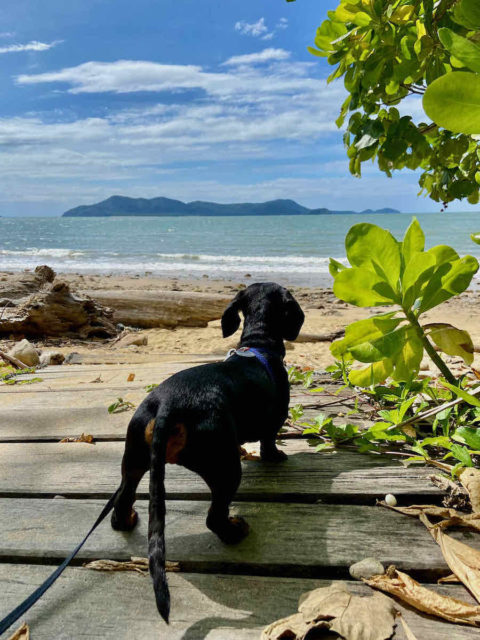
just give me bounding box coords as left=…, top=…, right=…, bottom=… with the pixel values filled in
left=62, top=195, right=401, bottom=217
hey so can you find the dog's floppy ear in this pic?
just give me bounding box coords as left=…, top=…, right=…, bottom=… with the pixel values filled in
left=282, top=290, right=305, bottom=341
left=221, top=290, right=245, bottom=338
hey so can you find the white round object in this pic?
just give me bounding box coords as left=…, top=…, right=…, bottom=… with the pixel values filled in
left=385, top=493, right=397, bottom=507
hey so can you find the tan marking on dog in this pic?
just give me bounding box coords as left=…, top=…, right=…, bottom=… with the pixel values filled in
left=145, top=418, right=155, bottom=446
left=145, top=419, right=186, bottom=463
left=166, top=422, right=187, bottom=464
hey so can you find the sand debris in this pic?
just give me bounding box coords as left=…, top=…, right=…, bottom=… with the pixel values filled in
left=84, top=556, right=180, bottom=574
left=459, top=468, right=480, bottom=513
left=7, top=623, right=29, bottom=640
left=59, top=433, right=95, bottom=444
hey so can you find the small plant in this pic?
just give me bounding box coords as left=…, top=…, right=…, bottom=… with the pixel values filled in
left=145, top=383, right=159, bottom=393
left=288, top=403, right=304, bottom=424
left=329, top=218, right=479, bottom=387
left=107, top=397, right=136, bottom=414
left=0, top=365, right=42, bottom=385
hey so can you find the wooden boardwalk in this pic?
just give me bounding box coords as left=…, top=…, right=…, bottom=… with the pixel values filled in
left=0, top=359, right=479, bottom=638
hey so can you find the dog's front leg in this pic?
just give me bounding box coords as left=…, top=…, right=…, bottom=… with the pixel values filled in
left=260, top=437, right=288, bottom=462
left=197, top=446, right=249, bottom=544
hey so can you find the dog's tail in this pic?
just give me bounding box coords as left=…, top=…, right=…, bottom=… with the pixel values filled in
left=148, top=411, right=171, bottom=623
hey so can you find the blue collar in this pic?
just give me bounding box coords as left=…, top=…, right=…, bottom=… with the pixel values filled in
left=225, top=346, right=276, bottom=382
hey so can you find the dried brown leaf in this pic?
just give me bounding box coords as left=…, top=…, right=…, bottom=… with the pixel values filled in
left=262, top=582, right=396, bottom=640
left=127, top=373, right=135, bottom=382
left=298, top=581, right=352, bottom=623
left=437, top=573, right=460, bottom=584
left=379, top=501, right=480, bottom=532
left=329, top=591, right=396, bottom=640
left=83, top=556, right=179, bottom=574
left=430, top=474, right=470, bottom=510
left=365, top=566, right=480, bottom=626
left=398, top=615, right=418, bottom=640
left=460, top=468, right=480, bottom=513
left=401, top=425, right=417, bottom=438
left=7, top=623, right=29, bottom=640
left=420, top=513, right=480, bottom=603
left=238, top=446, right=261, bottom=461
left=60, top=432, right=95, bottom=444
left=260, top=612, right=314, bottom=640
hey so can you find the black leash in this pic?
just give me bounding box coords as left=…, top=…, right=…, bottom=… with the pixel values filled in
left=0, top=489, right=119, bottom=637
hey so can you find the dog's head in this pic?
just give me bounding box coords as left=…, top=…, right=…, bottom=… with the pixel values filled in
left=221, top=282, right=304, bottom=344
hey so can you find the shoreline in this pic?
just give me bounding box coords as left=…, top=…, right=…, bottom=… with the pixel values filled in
left=2, top=270, right=480, bottom=370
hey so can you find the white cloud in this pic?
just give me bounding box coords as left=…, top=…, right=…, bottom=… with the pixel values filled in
left=0, top=32, right=15, bottom=38
left=223, top=48, right=290, bottom=67
left=16, top=54, right=320, bottom=100
left=234, top=17, right=288, bottom=41
left=0, top=40, right=61, bottom=54
left=3, top=49, right=354, bottom=208
left=235, top=18, right=270, bottom=39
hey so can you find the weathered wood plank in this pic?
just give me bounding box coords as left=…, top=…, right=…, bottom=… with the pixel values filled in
left=0, top=498, right=474, bottom=575
left=0, top=363, right=189, bottom=394
left=0, top=407, right=129, bottom=441
left=0, top=566, right=476, bottom=639
left=0, top=382, right=362, bottom=440
left=0, top=441, right=440, bottom=499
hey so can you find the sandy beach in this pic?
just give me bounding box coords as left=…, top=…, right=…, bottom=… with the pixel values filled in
left=2, top=270, right=479, bottom=371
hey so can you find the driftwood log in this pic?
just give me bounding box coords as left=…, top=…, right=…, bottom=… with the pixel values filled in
left=81, top=289, right=231, bottom=329
left=294, top=329, right=344, bottom=343
left=0, top=265, right=55, bottom=301
left=0, top=281, right=117, bottom=339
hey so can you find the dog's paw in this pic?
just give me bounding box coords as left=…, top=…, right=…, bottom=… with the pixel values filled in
left=111, top=508, right=138, bottom=531
left=209, top=516, right=250, bottom=544
left=261, top=447, right=288, bottom=462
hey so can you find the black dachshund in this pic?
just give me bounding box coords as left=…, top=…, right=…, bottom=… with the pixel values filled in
left=110, top=282, right=304, bottom=622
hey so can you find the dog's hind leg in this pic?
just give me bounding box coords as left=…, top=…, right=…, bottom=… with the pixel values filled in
left=111, top=415, right=150, bottom=531
left=196, top=443, right=249, bottom=544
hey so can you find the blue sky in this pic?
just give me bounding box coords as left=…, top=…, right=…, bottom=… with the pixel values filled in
left=0, top=0, right=473, bottom=216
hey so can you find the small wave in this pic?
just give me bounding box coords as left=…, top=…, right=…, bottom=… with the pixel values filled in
left=0, top=248, right=86, bottom=258
left=154, top=253, right=342, bottom=267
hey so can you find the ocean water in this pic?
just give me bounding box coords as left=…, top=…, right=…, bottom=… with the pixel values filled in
left=1, top=212, right=480, bottom=287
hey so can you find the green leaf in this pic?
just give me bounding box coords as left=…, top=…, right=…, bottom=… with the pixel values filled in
left=450, top=443, right=474, bottom=467
left=349, top=359, right=393, bottom=387
left=428, top=245, right=460, bottom=266
left=453, top=426, right=480, bottom=450
left=419, top=254, right=479, bottom=312
left=331, top=313, right=401, bottom=358
left=452, top=0, right=480, bottom=29
left=439, top=29, right=480, bottom=74
left=391, top=326, right=423, bottom=382
left=333, top=266, right=397, bottom=307
left=402, top=217, right=425, bottom=265
left=471, top=233, right=480, bottom=246
left=329, top=257, right=346, bottom=277
left=442, top=382, right=480, bottom=408
left=390, top=5, right=415, bottom=24
left=401, top=251, right=436, bottom=309
left=345, top=223, right=402, bottom=292
left=426, top=323, right=474, bottom=365
left=335, top=5, right=371, bottom=26
left=350, top=327, right=405, bottom=363
left=423, top=72, right=480, bottom=135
